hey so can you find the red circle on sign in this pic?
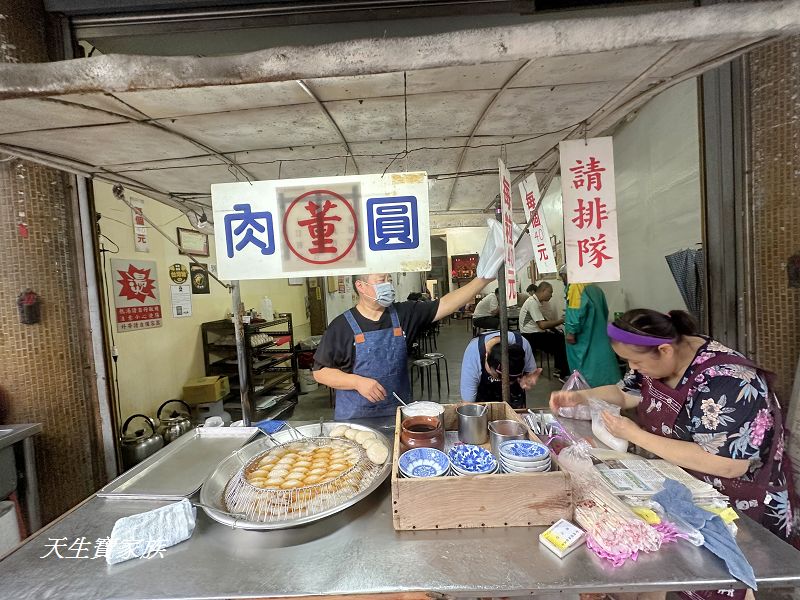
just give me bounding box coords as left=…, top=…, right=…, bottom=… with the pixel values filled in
left=283, top=189, right=358, bottom=265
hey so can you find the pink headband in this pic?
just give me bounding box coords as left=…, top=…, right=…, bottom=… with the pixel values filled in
left=607, top=323, right=675, bottom=346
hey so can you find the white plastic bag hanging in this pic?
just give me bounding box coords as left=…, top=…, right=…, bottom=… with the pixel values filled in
left=476, top=219, right=535, bottom=279
left=588, top=398, right=629, bottom=452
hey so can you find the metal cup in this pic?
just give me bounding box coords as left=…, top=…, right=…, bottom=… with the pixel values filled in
left=489, top=419, right=528, bottom=457
left=457, top=404, right=489, bottom=444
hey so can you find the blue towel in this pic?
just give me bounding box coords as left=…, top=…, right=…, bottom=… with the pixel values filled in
left=254, top=419, right=286, bottom=435
left=654, top=479, right=757, bottom=590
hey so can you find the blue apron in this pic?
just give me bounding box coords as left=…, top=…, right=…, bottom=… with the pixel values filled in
left=334, top=305, right=411, bottom=420
left=477, top=332, right=527, bottom=409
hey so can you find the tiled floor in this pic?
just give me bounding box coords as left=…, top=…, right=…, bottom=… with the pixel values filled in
left=293, top=317, right=563, bottom=421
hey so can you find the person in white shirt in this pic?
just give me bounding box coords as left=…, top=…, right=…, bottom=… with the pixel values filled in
left=472, top=288, right=500, bottom=330
left=519, top=281, right=569, bottom=379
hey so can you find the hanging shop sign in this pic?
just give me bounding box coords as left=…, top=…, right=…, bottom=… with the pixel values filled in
left=518, top=174, right=557, bottom=275
left=498, top=159, right=517, bottom=306
left=130, top=196, right=149, bottom=253
left=190, top=263, right=210, bottom=294
left=559, top=137, right=620, bottom=283
left=111, top=259, right=163, bottom=332
left=168, top=263, right=188, bottom=284
left=211, top=172, right=431, bottom=280
left=170, top=284, right=192, bottom=318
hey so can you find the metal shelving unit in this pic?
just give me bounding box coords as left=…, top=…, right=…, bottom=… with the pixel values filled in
left=201, top=313, right=299, bottom=421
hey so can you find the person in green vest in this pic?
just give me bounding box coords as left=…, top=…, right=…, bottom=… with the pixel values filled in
left=559, top=265, right=621, bottom=386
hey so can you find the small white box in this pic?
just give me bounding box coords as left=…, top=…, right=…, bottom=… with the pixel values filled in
left=539, top=518, right=586, bottom=558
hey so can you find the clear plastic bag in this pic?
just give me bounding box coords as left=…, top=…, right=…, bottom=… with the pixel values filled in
left=557, top=371, right=593, bottom=420
left=557, top=439, right=595, bottom=473
left=588, top=397, right=629, bottom=452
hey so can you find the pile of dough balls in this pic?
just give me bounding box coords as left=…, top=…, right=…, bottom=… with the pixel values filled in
left=329, top=425, right=389, bottom=465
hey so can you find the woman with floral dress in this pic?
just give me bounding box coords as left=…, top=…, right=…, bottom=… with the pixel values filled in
left=551, top=309, right=796, bottom=599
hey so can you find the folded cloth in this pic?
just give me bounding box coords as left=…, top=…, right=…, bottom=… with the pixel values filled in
left=107, top=499, right=196, bottom=565
left=653, top=479, right=757, bottom=590
left=254, top=419, right=286, bottom=435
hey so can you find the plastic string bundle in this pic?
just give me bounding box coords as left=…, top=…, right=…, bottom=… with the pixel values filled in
left=573, top=478, right=664, bottom=566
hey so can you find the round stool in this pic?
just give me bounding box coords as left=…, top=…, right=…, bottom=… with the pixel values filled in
left=423, top=352, right=450, bottom=396
left=410, top=358, right=437, bottom=401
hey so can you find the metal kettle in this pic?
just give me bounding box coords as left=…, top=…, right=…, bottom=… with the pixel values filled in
left=156, top=399, right=194, bottom=444
left=120, top=414, right=164, bottom=470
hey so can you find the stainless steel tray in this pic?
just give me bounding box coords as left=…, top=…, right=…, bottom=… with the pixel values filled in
left=199, top=422, right=391, bottom=530
left=98, top=426, right=260, bottom=500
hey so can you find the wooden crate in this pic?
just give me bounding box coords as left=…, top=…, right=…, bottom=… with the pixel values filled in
left=391, top=402, right=572, bottom=531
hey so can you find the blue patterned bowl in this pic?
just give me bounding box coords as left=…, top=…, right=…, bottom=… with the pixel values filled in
left=448, top=444, right=497, bottom=474
left=499, top=440, right=549, bottom=462
left=398, top=448, right=450, bottom=478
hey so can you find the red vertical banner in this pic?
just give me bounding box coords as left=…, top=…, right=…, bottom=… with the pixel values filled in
left=498, top=159, right=517, bottom=306
left=560, top=137, right=620, bottom=283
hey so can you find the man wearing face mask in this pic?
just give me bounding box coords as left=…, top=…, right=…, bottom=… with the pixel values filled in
left=313, top=272, right=494, bottom=419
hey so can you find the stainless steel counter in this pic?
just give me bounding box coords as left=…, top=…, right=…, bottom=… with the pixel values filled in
left=0, top=423, right=42, bottom=532
left=0, top=417, right=799, bottom=600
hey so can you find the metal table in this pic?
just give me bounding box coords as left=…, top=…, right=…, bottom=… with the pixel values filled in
left=0, top=417, right=799, bottom=600
left=0, top=423, right=42, bottom=532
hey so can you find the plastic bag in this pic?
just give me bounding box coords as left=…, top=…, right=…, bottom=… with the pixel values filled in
left=588, top=398, right=629, bottom=452
left=476, top=219, right=535, bottom=278
left=557, top=439, right=595, bottom=473
left=557, top=371, right=593, bottom=420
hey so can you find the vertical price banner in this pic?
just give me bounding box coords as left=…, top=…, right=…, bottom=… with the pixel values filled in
left=560, top=137, right=620, bottom=283
left=498, top=159, right=517, bottom=306
left=130, top=196, right=149, bottom=252
left=518, top=174, right=557, bottom=274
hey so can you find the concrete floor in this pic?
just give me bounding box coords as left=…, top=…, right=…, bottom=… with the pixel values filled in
left=293, top=317, right=563, bottom=421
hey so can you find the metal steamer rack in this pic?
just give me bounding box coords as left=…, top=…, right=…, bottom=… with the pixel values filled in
left=200, top=422, right=391, bottom=529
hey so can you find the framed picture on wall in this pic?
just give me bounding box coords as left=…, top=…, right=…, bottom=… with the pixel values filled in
left=177, top=228, right=209, bottom=257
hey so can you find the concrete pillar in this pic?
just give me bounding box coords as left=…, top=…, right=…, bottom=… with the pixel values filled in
left=0, top=0, right=106, bottom=526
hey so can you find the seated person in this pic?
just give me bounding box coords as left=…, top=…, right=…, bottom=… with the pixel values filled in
left=472, top=288, right=500, bottom=330
left=460, top=331, right=541, bottom=409
left=519, top=281, right=569, bottom=379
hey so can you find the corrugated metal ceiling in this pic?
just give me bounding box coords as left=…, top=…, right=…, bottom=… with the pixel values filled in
left=1, top=1, right=799, bottom=227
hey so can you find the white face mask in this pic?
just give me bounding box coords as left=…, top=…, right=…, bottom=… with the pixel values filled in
left=362, top=281, right=396, bottom=307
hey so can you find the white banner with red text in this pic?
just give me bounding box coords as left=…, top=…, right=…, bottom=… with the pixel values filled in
left=559, top=137, right=620, bottom=283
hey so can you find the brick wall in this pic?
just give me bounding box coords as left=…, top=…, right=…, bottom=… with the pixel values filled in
left=0, top=0, right=106, bottom=525
left=747, top=37, right=800, bottom=475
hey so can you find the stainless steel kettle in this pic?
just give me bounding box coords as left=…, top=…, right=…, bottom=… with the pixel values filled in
left=156, top=399, right=194, bottom=444
left=120, top=414, right=164, bottom=470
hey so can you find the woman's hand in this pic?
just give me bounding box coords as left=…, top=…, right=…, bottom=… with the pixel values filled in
left=600, top=412, right=641, bottom=441
left=549, top=390, right=586, bottom=414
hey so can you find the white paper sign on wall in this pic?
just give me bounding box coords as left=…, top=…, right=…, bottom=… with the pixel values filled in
left=211, top=172, right=431, bottom=280
left=498, top=159, right=517, bottom=306
left=518, top=174, right=557, bottom=275
left=130, top=196, right=149, bottom=253
left=559, top=137, right=620, bottom=283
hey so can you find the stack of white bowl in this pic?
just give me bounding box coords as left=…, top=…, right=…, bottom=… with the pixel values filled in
left=497, top=440, right=551, bottom=473
left=448, top=444, right=498, bottom=476
left=398, top=447, right=451, bottom=478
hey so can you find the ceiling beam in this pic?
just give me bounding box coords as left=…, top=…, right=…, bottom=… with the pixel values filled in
left=444, top=58, right=531, bottom=210
left=2, top=1, right=798, bottom=98
left=296, top=79, right=360, bottom=175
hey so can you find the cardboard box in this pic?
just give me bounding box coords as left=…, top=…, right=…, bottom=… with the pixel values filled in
left=391, top=402, right=573, bottom=531
left=182, top=376, right=230, bottom=405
